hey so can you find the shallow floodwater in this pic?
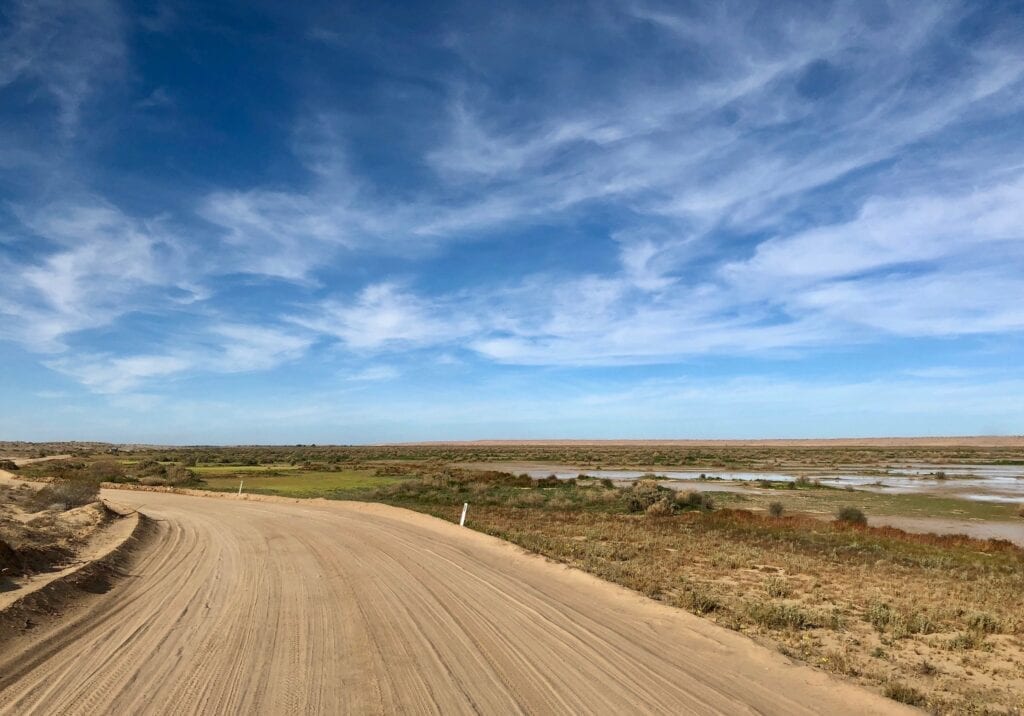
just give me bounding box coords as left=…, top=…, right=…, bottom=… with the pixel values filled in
left=521, top=466, right=1024, bottom=504
left=523, top=468, right=806, bottom=482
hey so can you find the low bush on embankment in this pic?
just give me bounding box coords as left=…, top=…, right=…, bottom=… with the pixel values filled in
left=0, top=482, right=110, bottom=583
left=372, top=473, right=1024, bottom=714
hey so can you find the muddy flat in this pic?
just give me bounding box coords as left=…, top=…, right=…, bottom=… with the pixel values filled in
left=0, top=490, right=911, bottom=715
left=869, top=515, right=1024, bottom=547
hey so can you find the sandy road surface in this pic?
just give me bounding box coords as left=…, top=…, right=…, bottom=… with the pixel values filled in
left=0, top=490, right=910, bottom=715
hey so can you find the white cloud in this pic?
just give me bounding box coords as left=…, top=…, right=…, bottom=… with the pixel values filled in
left=345, top=365, right=400, bottom=382
left=723, top=177, right=1024, bottom=286
left=0, top=201, right=197, bottom=351
left=43, top=324, right=312, bottom=393
left=207, top=324, right=313, bottom=373
left=290, top=175, right=1024, bottom=365
left=47, top=353, right=193, bottom=394
left=199, top=190, right=357, bottom=280
left=295, top=283, right=476, bottom=350
left=793, top=270, right=1024, bottom=337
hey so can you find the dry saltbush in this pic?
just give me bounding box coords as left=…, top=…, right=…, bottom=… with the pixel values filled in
left=645, top=498, right=674, bottom=517
left=28, top=481, right=100, bottom=512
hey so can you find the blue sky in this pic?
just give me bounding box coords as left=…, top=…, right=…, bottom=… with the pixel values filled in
left=1, top=0, right=1023, bottom=443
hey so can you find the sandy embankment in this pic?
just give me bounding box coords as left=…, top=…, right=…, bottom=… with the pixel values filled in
left=1, top=461, right=146, bottom=616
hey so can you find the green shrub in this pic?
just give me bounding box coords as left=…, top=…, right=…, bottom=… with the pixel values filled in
left=768, top=501, right=784, bottom=518
left=85, top=460, right=127, bottom=482
left=677, top=491, right=714, bottom=511
left=866, top=601, right=893, bottom=631
left=28, top=480, right=100, bottom=511
left=865, top=601, right=935, bottom=637
left=947, top=631, right=988, bottom=651
left=836, top=506, right=867, bottom=525
left=745, top=601, right=818, bottom=630
left=164, top=465, right=196, bottom=485
left=765, top=576, right=791, bottom=598
left=534, top=475, right=576, bottom=488
left=906, top=611, right=936, bottom=636
left=625, top=480, right=674, bottom=513
left=967, top=612, right=1001, bottom=634
left=883, top=682, right=926, bottom=706
left=679, top=585, right=722, bottom=614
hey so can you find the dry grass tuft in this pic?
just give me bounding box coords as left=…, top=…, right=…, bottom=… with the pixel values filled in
left=28, top=480, right=100, bottom=512
left=883, top=682, right=927, bottom=707
left=764, top=576, right=791, bottom=598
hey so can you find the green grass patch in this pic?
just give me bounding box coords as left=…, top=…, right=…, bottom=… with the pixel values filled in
left=198, top=470, right=405, bottom=497
left=191, top=463, right=302, bottom=474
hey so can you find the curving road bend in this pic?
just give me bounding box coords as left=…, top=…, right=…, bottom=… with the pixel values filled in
left=0, top=490, right=909, bottom=715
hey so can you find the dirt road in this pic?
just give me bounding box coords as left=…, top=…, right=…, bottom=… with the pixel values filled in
left=0, top=490, right=910, bottom=715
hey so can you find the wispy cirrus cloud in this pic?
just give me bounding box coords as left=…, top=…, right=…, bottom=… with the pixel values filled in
left=294, top=283, right=476, bottom=350
left=44, top=323, right=312, bottom=393
left=282, top=170, right=1024, bottom=366
left=193, top=0, right=1024, bottom=368
left=0, top=201, right=199, bottom=351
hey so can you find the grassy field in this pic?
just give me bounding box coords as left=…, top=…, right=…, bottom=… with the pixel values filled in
left=197, top=469, right=407, bottom=497
left=190, top=463, right=302, bottom=474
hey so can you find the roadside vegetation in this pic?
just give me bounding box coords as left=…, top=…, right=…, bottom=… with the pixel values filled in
left=16, top=458, right=199, bottom=488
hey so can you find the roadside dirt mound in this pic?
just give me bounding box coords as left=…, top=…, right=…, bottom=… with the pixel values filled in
left=0, top=518, right=76, bottom=578
left=0, top=537, right=20, bottom=575
left=0, top=510, right=149, bottom=642
left=0, top=491, right=110, bottom=580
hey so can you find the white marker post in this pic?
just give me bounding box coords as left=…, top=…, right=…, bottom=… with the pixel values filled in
left=459, top=502, right=468, bottom=527
left=238, top=479, right=244, bottom=496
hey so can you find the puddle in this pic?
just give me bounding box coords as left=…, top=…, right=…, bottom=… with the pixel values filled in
left=521, top=468, right=794, bottom=482
left=517, top=466, right=1024, bottom=504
